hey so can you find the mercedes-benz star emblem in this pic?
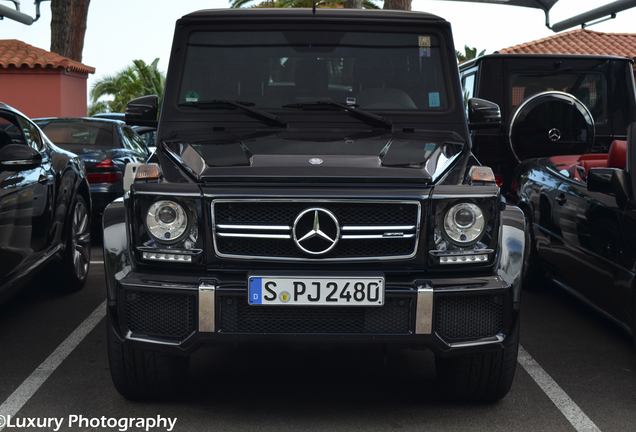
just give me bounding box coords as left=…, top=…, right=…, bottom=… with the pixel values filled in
left=293, top=208, right=340, bottom=255
left=548, top=128, right=561, bottom=142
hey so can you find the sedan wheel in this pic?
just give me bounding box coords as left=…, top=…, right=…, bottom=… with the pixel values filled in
left=71, top=199, right=91, bottom=280
left=55, top=195, right=91, bottom=292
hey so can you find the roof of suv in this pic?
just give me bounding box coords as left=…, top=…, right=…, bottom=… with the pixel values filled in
left=181, top=8, right=447, bottom=24
left=459, top=53, right=634, bottom=69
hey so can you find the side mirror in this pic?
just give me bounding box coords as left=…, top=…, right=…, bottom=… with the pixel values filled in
left=125, top=95, right=158, bottom=127
left=587, top=167, right=630, bottom=198
left=468, top=98, right=501, bottom=130
left=0, top=144, right=42, bottom=171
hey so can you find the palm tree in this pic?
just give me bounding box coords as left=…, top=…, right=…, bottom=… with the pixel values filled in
left=456, top=46, right=486, bottom=62
left=230, top=0, right=379, bottom=9
left=88, top=58, right=166, bottom=116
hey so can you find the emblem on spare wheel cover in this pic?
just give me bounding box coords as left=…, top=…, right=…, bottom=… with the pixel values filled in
left=293, top=208, right=340, bottom=255
left=548, top=128, right=561, bottom=142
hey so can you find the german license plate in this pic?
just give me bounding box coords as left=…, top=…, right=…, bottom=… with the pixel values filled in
left=248, top=276, right=384, bottom=306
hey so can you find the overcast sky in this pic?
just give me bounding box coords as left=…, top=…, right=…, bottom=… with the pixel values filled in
left=1, top=0, right=636, bottom=103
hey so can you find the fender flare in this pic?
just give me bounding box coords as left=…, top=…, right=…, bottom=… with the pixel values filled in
left=102, top=198, right=130, bottom=303
left=497, top=205, right=526, bottom=305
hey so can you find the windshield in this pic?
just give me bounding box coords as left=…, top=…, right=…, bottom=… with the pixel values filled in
left=179, top=30, right=450, bottom=112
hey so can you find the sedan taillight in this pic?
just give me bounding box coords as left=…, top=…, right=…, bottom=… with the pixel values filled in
left=87, top=158, right=123, bottom=184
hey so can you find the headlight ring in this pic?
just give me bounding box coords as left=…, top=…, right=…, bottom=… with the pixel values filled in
left=443, top=202, right=485, bottom=246
left=145, top=200, right=189, bottom=244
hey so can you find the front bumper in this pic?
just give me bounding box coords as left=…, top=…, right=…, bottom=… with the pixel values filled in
left=107, top=270, right=517, bottom=358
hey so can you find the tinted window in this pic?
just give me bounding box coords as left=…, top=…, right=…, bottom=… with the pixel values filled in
left=180, top=30, right=450, bottom=111
left=18, top=116, right=42, bottom=150
left=0, top=114, right=22, bottom=148
left=36, top=120, right=115, bottom=149
left=461, top=73, right=476, bottom=116
left=122, top=126, right=146, bottom=154
left=510, top=73, right=606, bottom=124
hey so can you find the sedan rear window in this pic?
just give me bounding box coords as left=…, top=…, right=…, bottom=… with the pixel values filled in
left=37, top=120, right=116, bottom=148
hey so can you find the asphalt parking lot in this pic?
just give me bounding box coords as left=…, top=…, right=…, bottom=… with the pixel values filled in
left=0, top=242, right=634, bottom=432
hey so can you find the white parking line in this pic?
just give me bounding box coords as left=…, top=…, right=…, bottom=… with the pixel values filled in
left=0, top=304, right=602, bottom=432
left=518, top=345, right=601, bottom=432
left=0, top=301, right=106, bottom=432
left=90, top=260, right=104, bottom=264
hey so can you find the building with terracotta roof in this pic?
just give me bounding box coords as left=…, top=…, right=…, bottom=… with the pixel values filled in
left=0, top=40, right=95, bottom=118
left=498, top=29, right=636, bottom=73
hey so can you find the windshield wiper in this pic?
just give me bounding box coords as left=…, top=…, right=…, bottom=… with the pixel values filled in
left=179, top=100, right=287, bottom=128
left=283, top=101, right=393, bottom=131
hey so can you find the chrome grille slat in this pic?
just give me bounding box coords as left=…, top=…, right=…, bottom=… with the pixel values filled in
left=217, top=224, right=291, bottom=231
left=212, top=199, right=421, bottom=261
left=342, top=234, right=415, bottom=240
left=216, top=233, right=292, bottom=239
left=341, top=225, right=416, bottom=231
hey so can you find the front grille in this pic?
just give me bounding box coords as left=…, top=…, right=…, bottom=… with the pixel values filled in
left=125, top=291, right=196, bottom=339
left=213, top=200, right=421, bottom=261
left=219, top=296, right=411, bottom=333
left=435, top=295, right=504, bottom=343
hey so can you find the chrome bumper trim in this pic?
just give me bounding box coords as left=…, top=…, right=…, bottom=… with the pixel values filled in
left=415, top=284, right=434, bottom=334
left=199, top=281, right=216, bottom=333
left=446, top=334, right=505, bottom=348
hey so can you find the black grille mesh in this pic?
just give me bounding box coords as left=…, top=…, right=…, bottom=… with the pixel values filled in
left=214, top=201, right=419, bottom=259
left=219, top=296, right=410, bottom=333
left=215, top=202, right=419, bottom=226
left=125, top=291, right=196, bottom=339
left=435, top=295, right=504, bottom=342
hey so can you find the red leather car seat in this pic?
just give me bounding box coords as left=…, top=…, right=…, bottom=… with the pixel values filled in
left=607, top=140, right=627, bottom=169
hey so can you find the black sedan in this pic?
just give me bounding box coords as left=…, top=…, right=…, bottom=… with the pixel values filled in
left=0, top=102, right=91, bottom=300
left=33, top=117, right=150, bottom=222
left=515, top=123, right=636, bottom=340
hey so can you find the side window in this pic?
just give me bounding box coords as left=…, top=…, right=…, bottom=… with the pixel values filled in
left=461, top=73, right=476, bottom=117
left=0, top=115, right=18, bottom=148
left=122, top=126, right=146, bottom=154
left=18, top=116, right=42, bottom=150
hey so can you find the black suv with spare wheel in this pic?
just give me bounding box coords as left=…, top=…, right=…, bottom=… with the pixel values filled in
left=459, top=53, right=636, bottom=196
left=103, top=8, right=525, bottom=402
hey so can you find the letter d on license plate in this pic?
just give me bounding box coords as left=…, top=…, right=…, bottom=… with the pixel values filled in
left=248, top=276, right=384, bottom=306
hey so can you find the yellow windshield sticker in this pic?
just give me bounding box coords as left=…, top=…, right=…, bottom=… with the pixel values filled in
left=418, top=36, right=431, bottom=47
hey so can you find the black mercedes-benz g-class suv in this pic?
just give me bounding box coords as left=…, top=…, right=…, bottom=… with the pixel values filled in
left=104, top=8, right=525, bottom=402
left=459, top=53, right=636, bottom=195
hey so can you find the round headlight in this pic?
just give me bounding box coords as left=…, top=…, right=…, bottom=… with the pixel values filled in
left=443, top=203, right=485, bottom=245
left=145, top=200, right=188, bottom=243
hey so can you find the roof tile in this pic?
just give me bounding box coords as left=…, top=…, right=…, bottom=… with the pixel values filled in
left=498, top=29, right=636, bottom=60
left=0, top=39, right=95, bottom=74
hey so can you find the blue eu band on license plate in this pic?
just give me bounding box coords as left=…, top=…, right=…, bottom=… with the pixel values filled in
left=248, top=276, right=384, bottom=306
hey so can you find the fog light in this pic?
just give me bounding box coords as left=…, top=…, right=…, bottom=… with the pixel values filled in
left=440, top=254, right=488, bottom=264
left=143, top=252, right=192, bottom=262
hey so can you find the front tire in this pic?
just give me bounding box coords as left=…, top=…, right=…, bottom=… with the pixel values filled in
left=435, top=320, right=519, bottom=402
left=54, top=194, right=91, bottom=292
left=107, top=316, right=190, bottom=400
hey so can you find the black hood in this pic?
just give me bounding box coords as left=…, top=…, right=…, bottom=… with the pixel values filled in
left=159, top=130, right=465, bottom=184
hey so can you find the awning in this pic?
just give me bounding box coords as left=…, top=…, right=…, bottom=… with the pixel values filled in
left=438, top=0, right=559, bottom=12
left=437, top=0, right=636, bottom=32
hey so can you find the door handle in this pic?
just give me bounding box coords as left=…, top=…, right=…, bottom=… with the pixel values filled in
left=555, top=194, right=567, bottom=205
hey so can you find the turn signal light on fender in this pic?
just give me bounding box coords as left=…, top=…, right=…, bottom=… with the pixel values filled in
left=468, top=166, right=496, bottom=184
left=135, top=163, right=161, bottom=181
